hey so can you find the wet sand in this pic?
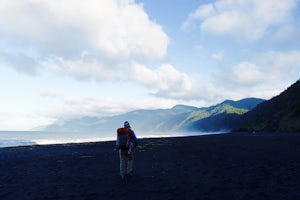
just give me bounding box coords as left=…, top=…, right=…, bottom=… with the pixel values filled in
left=1, top=133, right=300, bottom=199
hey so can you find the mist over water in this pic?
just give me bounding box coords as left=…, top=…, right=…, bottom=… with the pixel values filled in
left=0, top=131, right=225, bottom=148
left=0, top=131, right=113, bottom=148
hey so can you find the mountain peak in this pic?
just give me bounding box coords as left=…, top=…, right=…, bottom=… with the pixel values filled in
left=219, top=98, right=265, bottom=110
left=171, top=104, right=197, bottom=110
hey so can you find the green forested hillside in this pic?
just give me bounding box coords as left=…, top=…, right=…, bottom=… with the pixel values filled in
left=181, top=98, right=264, bottom=131
left=238, top=81, right=300, bottom=132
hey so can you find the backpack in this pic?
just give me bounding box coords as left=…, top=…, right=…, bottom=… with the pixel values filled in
left=117, top=128, right=131, bottom=150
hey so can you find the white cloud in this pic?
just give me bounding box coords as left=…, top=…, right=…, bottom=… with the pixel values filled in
left=0, top=51, right=40, bottom=75
left=231, top=62, right=264, bottom=85
left=184, top=0, right=299, bottom=40
left=128, top=63, right=193, bottom=99
left=182, top=4, right=215, bottom=29
left=43, top=55, right=119, bottom=81
left=258, top=51, right=300, bottom=80
left=192, top=4, right=215, bottom=19
left=0, top=0, right=169, bottom=76
left=0, top=112, right=51, bottom=131
left=216, top=51, right=300, bottom=100
left=38, top=92, right=200, bottom=120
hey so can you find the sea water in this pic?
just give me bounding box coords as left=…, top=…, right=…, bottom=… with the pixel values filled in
left=0, top=131, right=224, bottom=148
left=0, top=131, right=115, bottom=148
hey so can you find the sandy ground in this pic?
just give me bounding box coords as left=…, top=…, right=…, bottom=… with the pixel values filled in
left=1, top=133, right=300, bottom=200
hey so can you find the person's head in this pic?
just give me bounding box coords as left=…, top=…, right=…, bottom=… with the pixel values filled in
left=124, top=121, right=131, bottom=128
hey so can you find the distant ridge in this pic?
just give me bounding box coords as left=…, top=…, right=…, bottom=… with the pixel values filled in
left=43, top=98, right=264, bottom=133
left=220, top=98, right=265, bottom=110
left=181, top=98, right=264, bottom=131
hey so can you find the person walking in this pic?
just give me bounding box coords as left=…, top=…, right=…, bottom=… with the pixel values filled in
left=116, top=121, right=138, bottom=179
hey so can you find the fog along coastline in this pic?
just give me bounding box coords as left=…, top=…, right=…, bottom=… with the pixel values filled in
left=0, top=130, right=226, bottom=148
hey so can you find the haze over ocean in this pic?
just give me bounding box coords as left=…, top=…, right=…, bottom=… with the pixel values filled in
left=0, top=131, right=222, bottom=148
left=0, top=131, right=112, bottom=148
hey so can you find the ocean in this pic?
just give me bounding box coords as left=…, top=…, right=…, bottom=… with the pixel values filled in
left=0, top=131, right=223, bottom=148
left=0, top=131, right=115, bottom=148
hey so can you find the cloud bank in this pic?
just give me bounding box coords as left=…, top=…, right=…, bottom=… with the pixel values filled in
left=39, top=88, right=198, bottom=119
left=0, top=0, right=169, bottom=60
left=0, top=0, right=195, bottom=99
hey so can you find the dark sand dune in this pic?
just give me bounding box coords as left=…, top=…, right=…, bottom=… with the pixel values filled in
left=1, top=133, right=300, bottom=199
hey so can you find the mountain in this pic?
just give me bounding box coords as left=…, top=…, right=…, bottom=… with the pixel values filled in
left=180, top=98, right=264, bottom=131
left=43, top=98, right=264, bottom=133
left=45, top=105, right=198, bottom=133
left=42, top=80, right=300, bottom=133
left=237, top=80, right=300, bottom=132
left=220, top=98, right=265, bottom=110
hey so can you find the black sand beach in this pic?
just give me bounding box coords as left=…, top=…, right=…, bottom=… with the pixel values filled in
left=1, top=133, right=300, bottom=200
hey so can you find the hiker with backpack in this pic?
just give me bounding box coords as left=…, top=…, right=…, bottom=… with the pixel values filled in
left=116, top=121, right=138, bottom=179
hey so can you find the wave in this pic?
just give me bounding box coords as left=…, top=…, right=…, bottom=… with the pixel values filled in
left=0, top=131, right=116, bottom=148
left=0, top=139, right=37, bottom=148
left=0, top=138, right=116, bottom=148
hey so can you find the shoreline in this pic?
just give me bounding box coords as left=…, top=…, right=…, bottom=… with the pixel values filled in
left=1, top=133, right=300, bottom=199
left=2, top=131, right=300, bottom=150
left=0, top=131, right=225, bottom=149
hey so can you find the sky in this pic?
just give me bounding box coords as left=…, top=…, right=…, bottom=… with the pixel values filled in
left=0, top=0, right=300, bottom=130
